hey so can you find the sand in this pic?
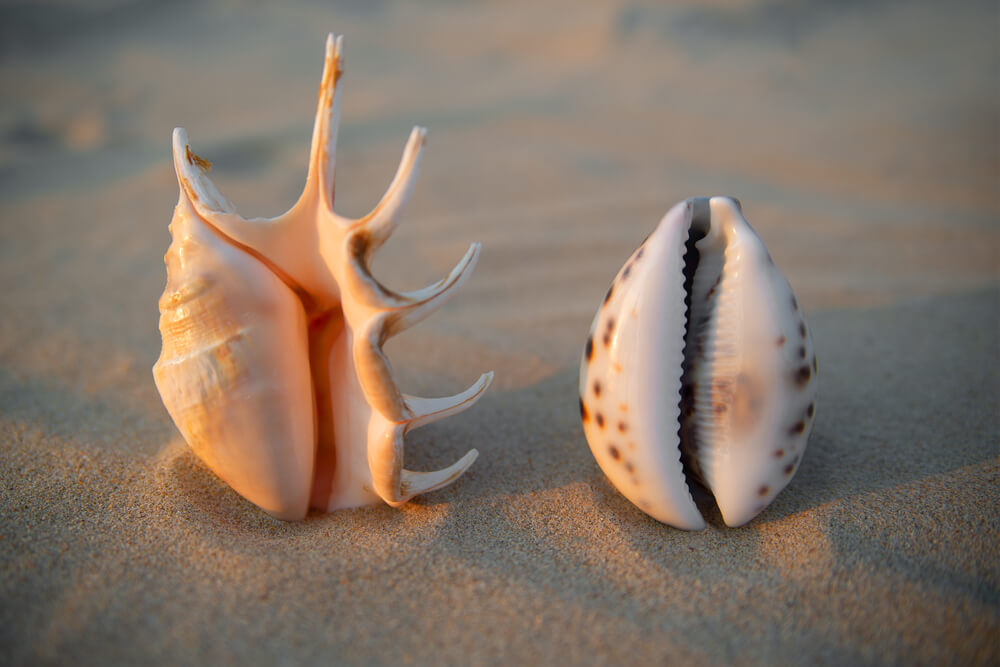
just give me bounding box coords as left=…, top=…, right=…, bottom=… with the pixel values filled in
left=1, top=1, right=997, bottom=664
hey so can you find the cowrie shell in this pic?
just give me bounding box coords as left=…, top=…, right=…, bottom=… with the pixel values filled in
left=579, top=197, right=817, bottom=529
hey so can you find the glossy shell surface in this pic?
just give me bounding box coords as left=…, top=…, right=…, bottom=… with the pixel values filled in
left=579, top=197, right=817, bottom=529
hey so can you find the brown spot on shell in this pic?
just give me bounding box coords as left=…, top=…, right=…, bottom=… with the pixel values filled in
left=812, top=356, right=818, bottom=374
left=774, top=449, right=785, bottom=458
left=776, top=335, right=786, bottom=347
left=608, top=445, right=621, bottom=461
left=603, top=284, right=615, bottom=305
left=348, top=229, right=371, bottom=260
left=585, top=336, right=594, bottom=362
left=625, top=461, right=635, bottom=474
left=758, top=485, right=770, bottom=497
left=714, top=403, right=727, bottom=414
left=794, top=365, right=811, bottom=388
left=706, top=274, right=722, bottom=300
left=617, top=421, right=628, bottom=433
left=595, top=413, right=605, bottom=428
left=784, top=463, right=795, bottom=475
left=799, top=322, right=807, bottom=339
left=789, top=420, right=806, bottom=436
left=593, top=380, right=602, bottom=397
left=798, top=346, right=807, bottom=360
left=182, top=182, right=200, bottom=203
left=185, top=145, right=212, bottom=171
left=636, top=247, right=645, bottom=260
left=717, top=373, right=765, bottom=434
left=579, top=397, right=589, bottom=422
left=807, top=402, right=815, bottom=418
left=791, top=294, right=799, bottom=311
left=602, top=317, right=615, bottom=347
left=623, top=264, right=632, bottom=279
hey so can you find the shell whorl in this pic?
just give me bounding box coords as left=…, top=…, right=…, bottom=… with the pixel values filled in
left=154, top=189, right=315, bottom=520
left=154, top=34, right=493, bottom=519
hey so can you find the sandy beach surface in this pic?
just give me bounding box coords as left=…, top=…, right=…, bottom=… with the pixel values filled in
left=1, top=1, right=997, bottom=664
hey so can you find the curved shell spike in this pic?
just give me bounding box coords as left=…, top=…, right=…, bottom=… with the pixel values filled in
left=579, top=197, right=817, bottom=529
left=154, top=34, right=493, bottom=519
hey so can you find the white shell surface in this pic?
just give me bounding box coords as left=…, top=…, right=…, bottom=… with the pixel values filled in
left=580, top=197, right=817, bottom=529
left=683, top=197, right=818, bottom=526
left=579, top=200, right=705, bottom=530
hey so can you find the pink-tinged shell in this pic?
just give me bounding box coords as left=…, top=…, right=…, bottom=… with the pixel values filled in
left=579, top=197, right=817, bottom=529
left=154, top=194, right=314, bottom=520
left=153, top=35, right=492, bottom=520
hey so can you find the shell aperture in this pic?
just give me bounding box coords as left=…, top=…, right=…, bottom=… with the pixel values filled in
left=153, top=35, right=493, bottom=520
left=579, top=197, right=817, bottom=529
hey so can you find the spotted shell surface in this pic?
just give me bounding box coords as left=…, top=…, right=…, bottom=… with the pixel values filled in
left=579, top=197, right=817, bottom=529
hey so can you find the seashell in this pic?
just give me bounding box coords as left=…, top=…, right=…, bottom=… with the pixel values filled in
left=153, top=34, right=493, bottom=520
left=579, top=197, right=817, bottom=529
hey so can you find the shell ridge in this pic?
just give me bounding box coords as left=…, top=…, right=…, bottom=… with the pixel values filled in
left=688, top=226, right=745, bottom=506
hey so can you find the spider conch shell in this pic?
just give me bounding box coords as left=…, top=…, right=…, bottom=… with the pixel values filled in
left=154, top=34, right=493, bottom=520
left=579, top=197, right=817, bottom=529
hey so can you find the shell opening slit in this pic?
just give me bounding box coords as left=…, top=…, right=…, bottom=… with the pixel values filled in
left=678, top=209, right=708, bottom=488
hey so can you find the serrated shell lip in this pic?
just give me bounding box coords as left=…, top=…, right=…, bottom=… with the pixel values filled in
left=579, top=197, right=817, bottom=530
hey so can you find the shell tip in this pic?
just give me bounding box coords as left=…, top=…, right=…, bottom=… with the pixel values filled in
left=327, top=33, right=344, bottom=70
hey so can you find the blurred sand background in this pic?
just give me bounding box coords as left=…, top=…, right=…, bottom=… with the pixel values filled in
left=1, top=0, right=997, bottom=664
